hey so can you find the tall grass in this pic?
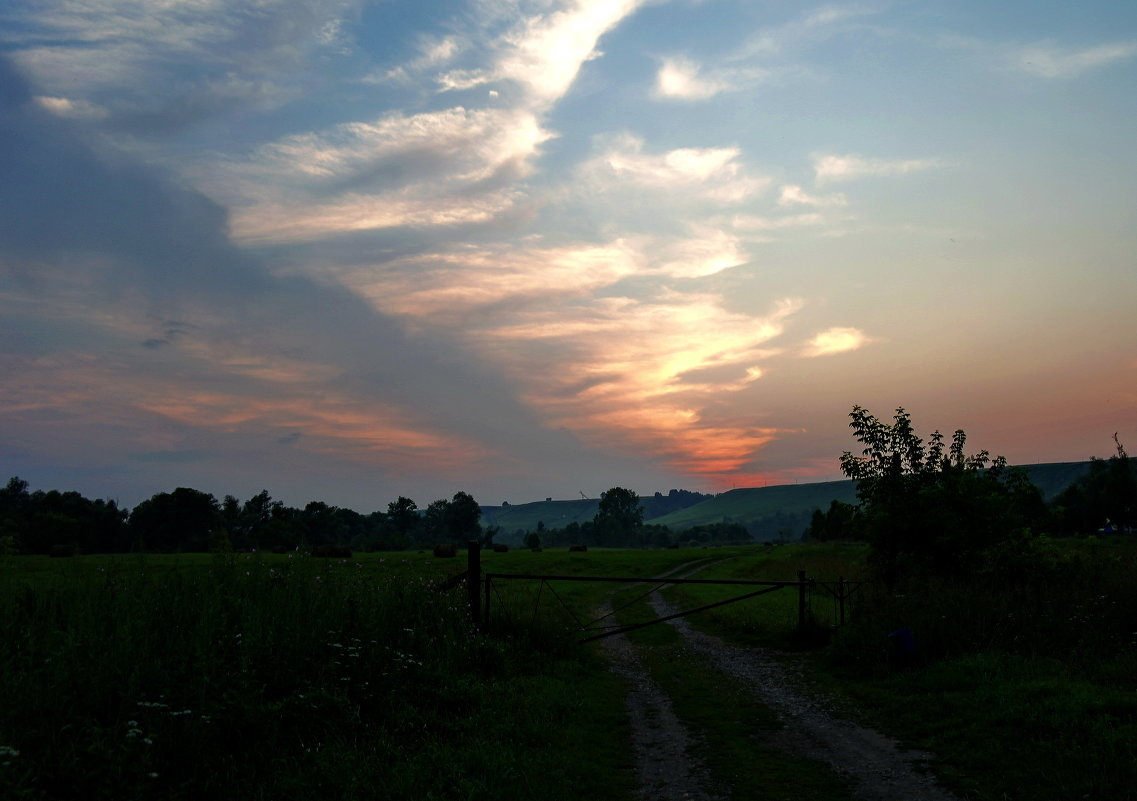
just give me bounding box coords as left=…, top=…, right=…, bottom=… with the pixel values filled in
left=0, top=552, right=631, bottom=801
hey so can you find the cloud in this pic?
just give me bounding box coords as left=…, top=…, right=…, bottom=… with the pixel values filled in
left=33, top=96, right=108, bottom=119
left=438, top=0, right=649, bottom=105
left=654, top=56, right=745, bottom=100
left=778, top=184, right=847, bottom=207
left=730, top=212, right=825, bottom=231
left=0, top=55, right=594, bottom=498
left=362, top=35, right=463, bottom=85
left=800, top=327, right=873, bottom=357
left=654, top=228, right=748, bottom=278
left=357, top=227, right=806, bottom=478
left=740, top=3, right=881, bottom=58
left=5, top=0, right=361, bottom=133
left=813, top=153, right=941, bottom=184
left=476, top=292, right=803, bottom=478
left=583, top=134, right=769, bottom=203
left=218, top=106, right=552, bottom=242
left=339, top=240, right=646, bottom=319
left=1012, top=41, right=1137, bottom=78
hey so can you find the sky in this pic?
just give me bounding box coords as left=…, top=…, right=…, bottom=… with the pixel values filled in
left=1, top=0, right=1135, bottom=513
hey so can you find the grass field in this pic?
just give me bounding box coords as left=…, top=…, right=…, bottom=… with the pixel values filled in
left=4, top=540, right=1135, bottom=800
left=0, top=549, right=660, bottom=801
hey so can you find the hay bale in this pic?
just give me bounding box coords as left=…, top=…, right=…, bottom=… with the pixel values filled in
left=492, top=543, right=509, bottom=553
left=432, top=543, right=457, bottom=558
left=568, top=544, right=588, bottom=552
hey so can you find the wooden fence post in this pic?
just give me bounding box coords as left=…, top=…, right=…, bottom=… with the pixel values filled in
left=838, top=576, right=846, bottom=626
left=798, top=569, right=807, bottom=631
left=467, top=540, right=481, bottom=627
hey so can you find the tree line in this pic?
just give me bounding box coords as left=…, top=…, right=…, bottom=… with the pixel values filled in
left=0, top=480, right=726, bottom=555
left=4, top=408, right=1131, bottom=559
left=0, top=482, right=490, bottom=555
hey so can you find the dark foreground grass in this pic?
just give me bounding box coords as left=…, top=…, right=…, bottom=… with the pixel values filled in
left=0, top=552, right=634, bottom=801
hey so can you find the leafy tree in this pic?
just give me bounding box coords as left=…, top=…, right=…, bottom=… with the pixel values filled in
left=594, top=487, right=643, bottom=546
left=805, top=500, right=859, bottom=542
left=446, top=491, right=482, bottom=544
left=129, top=488, right=223, bottom=552
left=523, top=530, right=541, bottom=550
left=839, top=406, right=1042, bottom=582
left=422, top=499, right=452, bottom=544
left=386, top=496, right=419, bottom=541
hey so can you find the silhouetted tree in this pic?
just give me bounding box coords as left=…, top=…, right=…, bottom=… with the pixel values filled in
left=422, top=499, right=452, bottom=544
left=840, top=405, right=1042, bottom=583
left=594, top=487, right=643, bottom=546
left=1051, top=434, right=1136, bottom=534
left=805, top=500, right=859, bottom=542
left=447, top=491, right=482, bottom=544
left=129, top=488, right=223, bottom=552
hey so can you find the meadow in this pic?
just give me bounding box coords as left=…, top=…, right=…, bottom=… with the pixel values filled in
left=0, top=547, right=706, bottom=801
left=3, top=541, right=1136, bottom=800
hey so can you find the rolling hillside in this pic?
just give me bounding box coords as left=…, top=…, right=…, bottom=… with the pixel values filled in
left=481, top=461, right=1094, bottom=543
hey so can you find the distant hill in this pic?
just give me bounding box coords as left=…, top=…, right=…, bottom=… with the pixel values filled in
left=481, top=489, right=713, bottom=541
left=482, top=461, right=1094, bottom=544
left=650, top=461, right=1093, bottom=541
left=649, top=480, right=858, bottom=541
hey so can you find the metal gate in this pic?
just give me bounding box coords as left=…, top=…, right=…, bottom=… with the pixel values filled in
left=462, top=542, right=828, bottom=643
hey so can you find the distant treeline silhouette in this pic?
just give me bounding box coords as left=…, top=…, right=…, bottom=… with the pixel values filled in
left=1, top=425, right=1131, bottom=556
left=0, top=479, right=730, bottom=555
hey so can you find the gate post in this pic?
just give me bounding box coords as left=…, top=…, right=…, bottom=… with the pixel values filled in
left=838, top=576, right=846, bottom=626
left=798, top=569, right=807, bottom=631
left=467, top=540, right=481, bottom=626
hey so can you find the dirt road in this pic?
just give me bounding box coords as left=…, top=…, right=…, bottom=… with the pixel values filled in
left=602, top=563, right=964, bottom=801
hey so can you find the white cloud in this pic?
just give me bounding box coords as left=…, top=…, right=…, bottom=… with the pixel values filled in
left=216, top=106, right=552, bottom=242
left=364, top=35, right=463, bottom=85
left=248, top=107, right=549, bottom=185
left=1013, top=41, right=1137, bottom=78
left=438, top=0, right=649, bottom=105
left=801, top=327, right=873, bottom=357
left=231, top=190, right=522, bottom=243
left=813, top=153, right=941, bottom=184
left=654, top=56, right=738, bottom=100
left=342, top=240, right=646, bottom=318
left=585, top=134, right=769, bottom=202
left=653, top=228, right=748, bottom=278
left=778, top=184, right=847, bottom=207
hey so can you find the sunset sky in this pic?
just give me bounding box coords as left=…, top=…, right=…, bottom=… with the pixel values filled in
left=2, top=0, right=1135, bottom=512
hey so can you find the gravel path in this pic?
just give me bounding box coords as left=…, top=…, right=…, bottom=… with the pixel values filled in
left=595, top=559, right=727, bottom=801
left=600, top=560, right=965, bottom=801
left=598, top=618, right=726, bottom=801
left=648, top=593, right=964, bottom=801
